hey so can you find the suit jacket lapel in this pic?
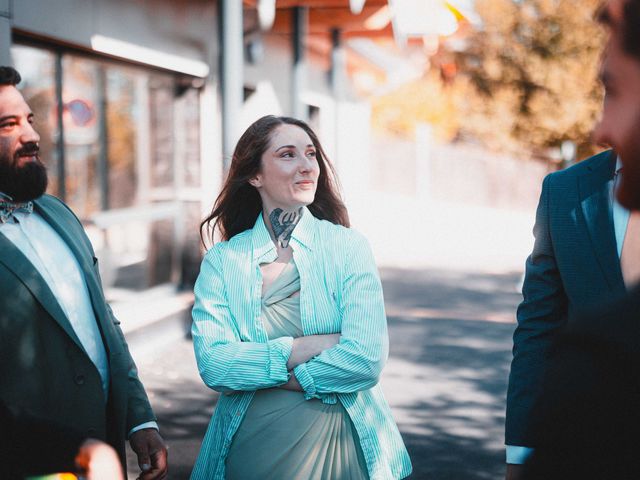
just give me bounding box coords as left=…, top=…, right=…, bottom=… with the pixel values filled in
left=34, top=198, right=95, bottom=278
left=578, top=151, right=625, bottom=292
left=33, top=197, right=116, bottom=353
left=0, top=233, right=87, bottom=352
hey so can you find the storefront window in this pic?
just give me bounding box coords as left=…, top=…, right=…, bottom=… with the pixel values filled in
left=62, top=56, right=102, bottom=217
left=148, top=218, right=176, bottom=287
left=106, top=67, right=142, bottom=209
left=182, top=88, right=202, bottom=188
left=12, top=43, right=202, bottom=296
left=149, top=75, right=174, bottom=191
left=102, top=216, right=175, bottom=291
left=11, top=46, right=61, bottom=198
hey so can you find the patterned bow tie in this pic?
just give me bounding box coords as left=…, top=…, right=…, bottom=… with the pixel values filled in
left=0, top=200, right=34, bottom=223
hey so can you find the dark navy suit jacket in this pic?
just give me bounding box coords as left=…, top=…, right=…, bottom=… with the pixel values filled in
left=506, top=150, right=627, bottom=446
left=524, top=285, right=640, bottom=479
left=0, top=400, right=84, bottom=478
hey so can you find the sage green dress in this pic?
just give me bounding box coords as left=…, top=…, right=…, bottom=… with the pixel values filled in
left=225, top=261, right=369, bottom=480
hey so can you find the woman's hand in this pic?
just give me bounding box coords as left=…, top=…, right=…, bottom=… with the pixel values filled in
left=281, top=334, right=339, bottom=392
left=286, top=334, right=340, bottom=370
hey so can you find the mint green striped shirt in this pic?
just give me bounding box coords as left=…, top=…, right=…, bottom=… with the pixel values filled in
left=191, top=208, right=412, bottom=479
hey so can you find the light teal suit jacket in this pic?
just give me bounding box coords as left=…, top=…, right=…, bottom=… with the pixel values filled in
left=0, top=194, right=155, bottom=463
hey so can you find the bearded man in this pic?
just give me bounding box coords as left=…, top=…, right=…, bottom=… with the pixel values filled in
left=518, top=1, right=640, bottom=478
left=0, top=66, right=168, bottom=479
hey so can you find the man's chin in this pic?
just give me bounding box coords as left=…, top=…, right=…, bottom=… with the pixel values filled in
left=617, top=171, right=640, bottom=211
left=0, top=163, right=48, bottom=202
left=8, top=190, right=46, bottom=203
left=15, top=155, right=41, bottom=167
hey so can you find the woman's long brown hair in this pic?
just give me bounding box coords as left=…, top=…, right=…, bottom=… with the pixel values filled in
left=200, top=115, right=350, bottom=246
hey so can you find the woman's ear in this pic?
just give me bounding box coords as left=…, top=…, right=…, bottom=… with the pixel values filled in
left=248, top=175, right=262, bottom=188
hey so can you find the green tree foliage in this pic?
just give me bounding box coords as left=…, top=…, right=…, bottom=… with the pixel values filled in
left=371, top=70, right=461, bottom=141
left=454, top=0, right=606, bottom=156
left=371, top=0, right=607, bottom=159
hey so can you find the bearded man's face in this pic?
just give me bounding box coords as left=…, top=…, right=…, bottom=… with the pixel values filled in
left=0, top=85, right=47, bottom=202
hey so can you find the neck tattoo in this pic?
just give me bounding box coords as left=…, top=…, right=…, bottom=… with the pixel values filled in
left=269, top=207, right=303, bottom=248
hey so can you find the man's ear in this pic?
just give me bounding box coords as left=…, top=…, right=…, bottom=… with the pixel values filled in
left=248, top=175, right=262, bottom=188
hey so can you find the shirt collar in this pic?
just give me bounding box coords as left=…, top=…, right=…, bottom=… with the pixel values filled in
left=0, top=191, right=37, bottom=225
left=251, top=212, right=275, bottom=260
left=290, top=206, right=315, bottom=251
left=616, top=155, right=623, bottom=174
left=251, top=206, right=315, bottom=259
left=0, top=192, right=13, bottom=225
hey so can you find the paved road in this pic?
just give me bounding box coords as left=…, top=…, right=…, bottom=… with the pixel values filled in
left=126, top=267, right=521, bottom=480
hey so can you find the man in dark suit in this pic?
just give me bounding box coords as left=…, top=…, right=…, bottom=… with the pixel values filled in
left=508, top=0, right=640, bottom=477
left=504, top=148, right=629, bottom=475
left=0, top=66, right=168, bottom=479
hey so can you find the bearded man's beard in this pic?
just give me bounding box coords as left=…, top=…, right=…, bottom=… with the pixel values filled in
left=0, top=143, right=48, bottom=202
left=615, top=109, right=640, bottom=211
left=617, top=147, right=640, bottom=210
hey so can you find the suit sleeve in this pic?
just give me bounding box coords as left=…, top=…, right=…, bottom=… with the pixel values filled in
left=506, top=173, right=569, bottom=447
left=104, top=295, right=157, bottom=432
left=43, top=196, right=157, bottom=432
left=73, top=218, right=156, bottom=430
left=90, top=251, right=156, bottom=432
left=293, top=231, right=389, bottom=397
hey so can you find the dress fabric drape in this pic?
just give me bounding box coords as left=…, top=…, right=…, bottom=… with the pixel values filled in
left=225, top=261, right=369, bottom=480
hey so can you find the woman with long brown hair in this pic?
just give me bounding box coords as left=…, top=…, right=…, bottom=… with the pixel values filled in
left=190, top=115, right=411, bottom=480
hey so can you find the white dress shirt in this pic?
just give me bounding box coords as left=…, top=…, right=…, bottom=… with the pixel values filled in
left=612, top=158, right=630, bottom=258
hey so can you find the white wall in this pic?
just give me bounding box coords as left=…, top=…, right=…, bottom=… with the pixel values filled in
left=244, top=33, right=372, bottom=212
left=0, top=0, right=10, bottom=65
left=334, top=101, right=372, bottom=208
left=244, top=34, right=295, bottom=116
left=11, top=0, right=216, bottom=65
left=244, top=33, right=335, bottom=119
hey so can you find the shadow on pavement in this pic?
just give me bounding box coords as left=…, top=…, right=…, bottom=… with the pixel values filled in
left=381, top=267, right=522, bottom=320
left=125, top=340, right=219, bottom=479
left=381, top=267, right=520, bottom=480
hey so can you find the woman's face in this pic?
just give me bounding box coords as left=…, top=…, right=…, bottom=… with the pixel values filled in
left=251, top=124, right=320, bottom=211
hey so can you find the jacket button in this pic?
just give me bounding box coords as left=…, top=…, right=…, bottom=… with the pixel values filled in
left=74, top=374, right=85, bottom=385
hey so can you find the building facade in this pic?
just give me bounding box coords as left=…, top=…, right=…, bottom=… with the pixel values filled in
left=1, top=0, right=221, bottom=332
left=0, top=0, right=377, bottom=335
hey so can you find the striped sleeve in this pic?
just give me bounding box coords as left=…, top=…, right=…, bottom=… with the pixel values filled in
left=192, top=245, right=293, bottom=392
left=294, top=231, right=389, bottom=396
